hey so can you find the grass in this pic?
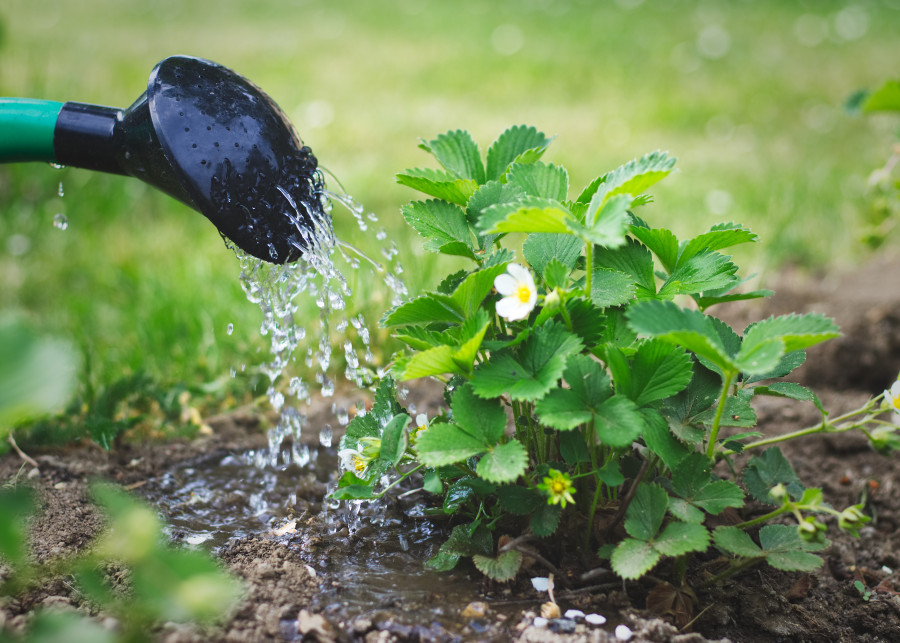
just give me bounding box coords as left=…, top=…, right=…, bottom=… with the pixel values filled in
left=1, top=0, right=899, bottom=438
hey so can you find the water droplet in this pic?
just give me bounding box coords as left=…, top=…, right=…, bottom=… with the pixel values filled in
left=57, top=182, right=64, bottom=197
left=48, top=162, right=64, bottom=170
left=226, top=323, right=234, bottom=335
left=52, top=213, right=68, bottom=230
left=318, top=425, right=333, bottom=447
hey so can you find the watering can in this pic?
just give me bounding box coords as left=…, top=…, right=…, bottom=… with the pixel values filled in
left=0, top=55, right=321, bottom=264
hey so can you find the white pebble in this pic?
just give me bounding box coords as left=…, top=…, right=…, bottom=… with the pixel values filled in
left=531, top=577, right=550, bottom=592
left=564, top=609, right=585, bottom=620
left=615, top=624, right=634, bottom=640
left=533, top=617, right=549, bottom=628
left=585, top=613, right=607, bottom=625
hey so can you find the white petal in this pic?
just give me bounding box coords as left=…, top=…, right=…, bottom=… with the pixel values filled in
left=494, top=273, right=518, bottom=295
left=615, top=624, right=634, bottom=641
left=891, top=380, right=900, bottom=397
left=531, top=576, right=550, bottom=592
left=496, top=296, right=530, bottom=321
left=506, top=263, right=531, bottom=282
left=415, top=413, right=428, bottom=428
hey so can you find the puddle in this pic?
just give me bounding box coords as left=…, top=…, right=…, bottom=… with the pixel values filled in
left=140, top=447, right=520, bottom=641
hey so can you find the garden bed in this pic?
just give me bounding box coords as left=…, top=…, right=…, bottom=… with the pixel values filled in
left=3, top=257, right=900, bottom=642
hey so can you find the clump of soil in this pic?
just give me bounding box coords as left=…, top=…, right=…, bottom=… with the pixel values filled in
left=4, top=258, right=900, bottom=642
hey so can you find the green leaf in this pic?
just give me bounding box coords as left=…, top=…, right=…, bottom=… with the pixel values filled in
left=477, top=440, right=529, bottom=483
left=678, top=224, right=758, bottom=265
left=611, top=538, right=661, bottom=580
left=497, top=485, right=544, bottom=515
left=398, top=344, right=460, bottom=380
left=758, top=525, right=825, bottom=571
left=597, top=460, right=625, bottom=486
left=523, top=233, right=582, bottom=279
left=743, top=447, right=804, bottom=504
left=713, top=525, right=763, bottom=558
left=668, top=453, right=744, bottom=522
left=377, top=414, right=411, bottom=467
left=625, top=340, right=693, bottom=406
left=506, top=162, right=568, bottom=200
left=471, top=322, right=583, bottom=401
left=629, top=225, right=679, bottom=273
left=752, top=382, right=825, bottom=415
left=331, top=483, right=377, bottom=500
left=569, top=298, right=611, bottom=347
left=745, top=350, right=806, bottom=383
left=658, top=252, right=739, bottom=298
left=478, top=197, right=572, bottom=234
left=396, top=167, right=479, bottom=205
left=485, top=125, right=552, bottom=181
left=426, top=550, right=461, bottom=572
left=594, top=395, right=646, bottom=448
left=862, top=79, right=900, bottom=112
left=452, top=384, right=507, bottom=445
left=591, top=267, right=637, bottom=308
left=654, top=521, right=711, bottom=557
left=415, top=421, right=487, bottom=467
left=694, top=395, right=757, bottom=428
left=594, top=238, right=657, bottom=296
left=535, top=388, right=592, bottom=431
left=542, top=259, right=572, bottom=290
left=624, top=483, right=668, bottom=541
left=640, top=408, right=690, bottom=471
left=660, top=365, right=722, bottom=445
left=535, top=354, right=611, bottom=431
left=627, top=300, right=736, bottom=373
left=401, top=199, right=475, bottom=258
left=0, top=487, right=35, bottom=568
left=440, top=523, right=494, bottom=557
left=473, top=550, right=523, bottom=581
left=420, top=129, right=485, bottom=183
left=530, top=502, right=563, bottom=537
left=558, top=429, right=590, bottom=465
left=424, top=469, right=443, bottom=495
left=734, top=336, right=785, bottom=377
left=568, top=193, right=632, bottom=248
left=742, top=314, right=840, bottom=353
left=578, top=151, right=676, bottom=206
left=451, top=264, right=509, bottom=317
left=698, top=289, right=774, bottom=311
left=382, top=292, right=465, bottom=327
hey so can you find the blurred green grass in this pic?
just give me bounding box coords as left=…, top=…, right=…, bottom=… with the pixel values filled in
left=1, top=0, right=899, bottom=426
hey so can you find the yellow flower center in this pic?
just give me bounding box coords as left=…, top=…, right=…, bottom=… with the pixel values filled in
left=551, top=479, right=567, bottom=494
left=892, top=394, right=900, bottom=411
left=517, top=284, right=532, bottom=303
left=353, top=456, right=366, bottom=473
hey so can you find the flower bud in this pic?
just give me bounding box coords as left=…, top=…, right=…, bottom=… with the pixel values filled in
left=543, top=288, right=562, bottom=313
left=797, top=516, right=827, bottom=544
left=769, top=483, right=788, bottom=502
left=838, top=505, right=870, bottom=535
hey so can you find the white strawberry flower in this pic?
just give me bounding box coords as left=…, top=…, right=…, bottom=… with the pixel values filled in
left=494, top=263, right=537, bottom=321
left=884, top=380, right=900, bottom=421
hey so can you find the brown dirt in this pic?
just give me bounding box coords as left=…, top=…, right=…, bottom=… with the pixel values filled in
left=4, top=258, right=900, bottom=642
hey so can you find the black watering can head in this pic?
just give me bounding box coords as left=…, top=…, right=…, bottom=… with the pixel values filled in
left=55, top=55, right=323, bottom=263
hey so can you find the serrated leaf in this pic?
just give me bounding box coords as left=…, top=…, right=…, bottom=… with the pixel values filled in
left=471, top=322, right=583, bottom=401
left=862, top=79, right=900, bottom=112
left=669, top=453, right=744, bottom=521
left=626, top=339, right=693, bottom=406
left=382, top=293, right=465, bottom=327
left=641, top=408, right=691, bottom=471
left=594, top=395, right=645, bottom=448
left=742, top=314, right=840, bottom=353
left=659, top=252, right=739, bottom=298
left=415, top=421, right=487, bottom=467
left=441, top=523, right=494, bottom=557
left=654, top=521, right=711, bottom=557
left=535, top=354, right=611, bottom=431
left=421, top=129, right=485, bottom=183
left=378, top=414, right=411, bottom=467
left=426, top=550, right=461, bottom=571
left=473, top=550, right=523, bottom=581
left=624, top=483, right=668, bottom=541
left=530, top=502, right=562, bottom=537
left=758, top=525, right=825, bottom=571
left=542, top=259, right=572, bottom=290
left=523, top=233, right=582, bottom=279
left=752, top=382, right=825, bottom=414
left=568, top=298, right=611, bottom=347
left=396, top=167, right=479, bottom=205
left=478, top=197, right=572, bottom=234
left=497, top=485, right=544, bottom=515
left=629, top=225, right=680, bottom=273
left=424, top=470, right=443, bottom=494
left=452, top=319, right=491, bottom=375
left=678, top=225, right=758, bottom=265
left=698, top=289, right=774, bottom=310
left=486, top=125, right=552, bottom=181
left=558, top=429, right=590, bottom=465
left=694, top=395, right=757, bottom=428
left=627, top=300, right=736, bottom=373
left=745, top=350, right=806, bottom=383
left=506, top=162, right=568, bottom=200
left=591, top=267, right=637, bottom=308
left=477, top=440, right=528, bottom=483
left=578, top=151, right=675, bottom=207
left=611, top=538, right=661, bottom=580
left=743, top=447, right=803, bottom=504
left=452, top=384, right=507, bottom=445
left=535, top=388, right=593, bottom=430
left=734, top=336, right=785, bottom=377
left=331, top=484, right=377, bottom=500
left=401, top=199, right=474, bottom=256
left=594, top=238, right=657, bottom=296
left=398, top=344, right=460, bottom=380
left=713, top=526, right=763, bottom=558
left=567, top=193, right=632, bottom=248
left=451, top=264, right=509, bottom=317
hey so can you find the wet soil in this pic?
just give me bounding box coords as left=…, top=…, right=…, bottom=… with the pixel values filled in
left=4, top=257, right=900, bottom=642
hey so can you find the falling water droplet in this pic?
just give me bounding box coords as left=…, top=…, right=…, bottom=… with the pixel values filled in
left=52, top=213, right=68, bottom=230
left=57, top=182, right=65, bottom=197
left=226, top=323, right=234, bottom=335
left=318, top=425, right=333, bottom=447
left=48, top=162, right=64, bottom=170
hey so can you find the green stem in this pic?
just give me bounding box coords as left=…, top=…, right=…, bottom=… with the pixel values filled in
left=584, top=472, right=603, bottom=552
left=733, top=505, right=788, bottom=530
left=701, top=556, right=762, bottom=588
left=376, top=463, right=425, bottom=497
left=706, top=370, right=737, bottom=460
left=584, top=242, right=594, bottom=299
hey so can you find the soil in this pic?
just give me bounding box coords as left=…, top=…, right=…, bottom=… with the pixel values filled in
left=4, top=257, right=900, bottom=642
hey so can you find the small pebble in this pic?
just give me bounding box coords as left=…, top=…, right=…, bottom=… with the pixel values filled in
left=533, top=617, right=549, bottom=628
left=531, top=577, right=550, bottom=592
left=461, top=601, right=488, bottom=619
left=585, top=613, right=607, bottom=625
left=615, top=624, right=634, bottom=641
left=564, top=609, right=585, bottom=620
left=548, top=618, right=577, bottom=634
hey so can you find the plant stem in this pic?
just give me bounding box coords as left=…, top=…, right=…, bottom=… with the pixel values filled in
left=584, top=242, right=594, bottom=299
left=733, top=505, right=788, bottom=530
left=584, top=473, right=603, bottom=552
left=700, top=556, right=761, bottom=588
left=604, top=457, right=651, bottom=537
left=706, top=370, right=737, bottom=460
left=377, top=463, right=425, bottom=497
